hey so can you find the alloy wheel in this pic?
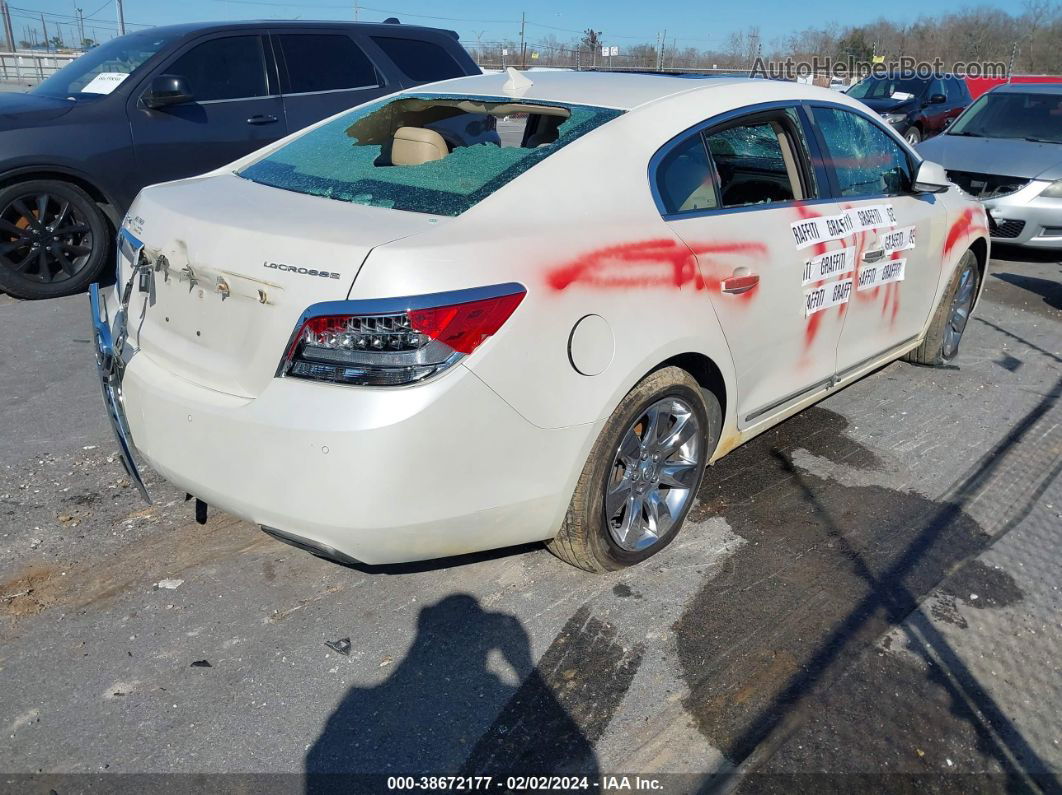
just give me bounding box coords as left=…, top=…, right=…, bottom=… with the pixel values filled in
left=605, top=396, right=703, bottom=552
left=942, top=261, right=977, bottom=360
left=0, top=191, right=95, bottom=284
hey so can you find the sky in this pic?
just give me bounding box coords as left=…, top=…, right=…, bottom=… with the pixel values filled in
left=9, top=0, right=1035, bottom=50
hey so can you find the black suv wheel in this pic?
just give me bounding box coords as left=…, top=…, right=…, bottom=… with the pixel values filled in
left=0, top=179, right=110, bottom=300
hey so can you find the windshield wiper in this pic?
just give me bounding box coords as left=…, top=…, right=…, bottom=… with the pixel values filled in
left=948, top=131, right=983, bottom=137
left=1024, top=136, right=1058, bottom=144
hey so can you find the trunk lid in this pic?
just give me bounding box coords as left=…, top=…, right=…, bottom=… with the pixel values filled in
left=125, top=174, right=445, bottom=397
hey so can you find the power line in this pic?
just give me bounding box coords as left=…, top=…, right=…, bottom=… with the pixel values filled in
left=84, top=0, right=114, bottom=20
left=9, top=4, right=149, bottom=29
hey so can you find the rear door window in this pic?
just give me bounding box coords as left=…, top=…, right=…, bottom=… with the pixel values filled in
left=654, top=108, right=814, bottom=214
left=656, top=134, right=717, bottom=214
left=276, top=33, right=379, bottom=93
left=706, top=121, right=801, bottom=207
left=370, top=37, right=465, bottom=82
left=166, top=36, right=268, bottom=101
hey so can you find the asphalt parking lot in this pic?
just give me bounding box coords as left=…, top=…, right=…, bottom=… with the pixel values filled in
left=0, top=246, right=1059, bottom=790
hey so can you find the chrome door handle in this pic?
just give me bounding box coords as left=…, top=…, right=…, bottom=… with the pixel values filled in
left=721, top=271, right=760, bottom=294
left=247, top=114, right=278, bottom=125
left=863, top=249, right=885, bottom=263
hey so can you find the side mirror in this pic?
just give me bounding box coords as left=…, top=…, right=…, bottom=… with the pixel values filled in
left=142, top=75, right=193, bottom=109
left=927, top=93, right=947, bottom=105
left=913, top=160, right=950, bottom=194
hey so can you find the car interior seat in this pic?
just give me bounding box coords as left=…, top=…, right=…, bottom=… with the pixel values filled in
left=391, top=127, right=448, bottom=165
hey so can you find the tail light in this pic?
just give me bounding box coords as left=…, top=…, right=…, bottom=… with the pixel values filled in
left=278, top=283, right=525, bottom=386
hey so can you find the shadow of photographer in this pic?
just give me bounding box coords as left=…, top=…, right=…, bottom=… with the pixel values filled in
left=306, top=593, right=635, bottom=790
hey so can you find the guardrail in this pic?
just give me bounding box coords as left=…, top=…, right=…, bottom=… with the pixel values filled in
left=0, top=51, right=78, bottom=84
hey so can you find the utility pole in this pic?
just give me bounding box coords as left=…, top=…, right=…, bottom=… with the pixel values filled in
left=518, top=11, right=526, bottom=69
left=40, top=12, right=49, bottom=51
left=115, top=0, right=125, bottom=35
left=75, top=7, right=85, bottom=48
left=1, top=1, right=16, bottom=53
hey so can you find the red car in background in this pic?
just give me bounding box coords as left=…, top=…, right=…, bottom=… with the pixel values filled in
left=967, top=75, right=1062, bottom=99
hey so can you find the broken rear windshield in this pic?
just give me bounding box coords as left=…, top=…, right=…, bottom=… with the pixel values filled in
left=238, top=94, right=622, bottom=216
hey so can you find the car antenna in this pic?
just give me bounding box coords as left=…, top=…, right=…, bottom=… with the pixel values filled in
left=503, top=67, right=533, bottom=93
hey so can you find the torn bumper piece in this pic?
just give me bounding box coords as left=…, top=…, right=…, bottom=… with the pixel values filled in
left=260, top=525, right=362, bottom=566
left=89, top=282, right=151, bottom=503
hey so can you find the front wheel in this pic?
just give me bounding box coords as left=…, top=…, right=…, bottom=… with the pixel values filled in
left=904, top=249, right=980, bottom=366
left=0, top=179, right=111, bottom=300
left=547, top=367, right=720, bottom=572
left=904, top=126, right=922, bottom=145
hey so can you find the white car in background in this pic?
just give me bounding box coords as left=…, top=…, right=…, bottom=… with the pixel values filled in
left=917, top=83, right=1062, bottom=249
left=91, top=71, right=989, bottom=572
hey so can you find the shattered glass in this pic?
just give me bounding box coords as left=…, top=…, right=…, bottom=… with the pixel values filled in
left=239, top=94, right=622, bottom=216
left=812, top=107, right=913, bottom=197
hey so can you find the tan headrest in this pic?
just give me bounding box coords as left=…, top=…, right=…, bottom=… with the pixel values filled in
left=391, top=126, right=447, bottom=166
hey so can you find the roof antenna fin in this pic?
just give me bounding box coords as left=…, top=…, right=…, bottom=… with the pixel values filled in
left=503, top=67, right=533, bottom=93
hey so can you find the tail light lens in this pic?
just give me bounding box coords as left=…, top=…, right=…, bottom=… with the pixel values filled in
left=279, top=284, right=525, bottom=387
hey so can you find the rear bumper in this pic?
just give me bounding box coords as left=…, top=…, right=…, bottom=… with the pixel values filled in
left=983, top=183, right=1062, bottom=249
left=120, top=353, right=596, bottom=565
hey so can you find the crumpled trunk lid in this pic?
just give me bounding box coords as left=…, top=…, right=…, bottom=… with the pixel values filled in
left=123, top=173, right=444, bottom=397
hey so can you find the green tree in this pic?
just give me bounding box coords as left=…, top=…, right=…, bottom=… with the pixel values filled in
left=836, top=28, right=874, bottom=63
left=581, top=28, right=602, bottom=58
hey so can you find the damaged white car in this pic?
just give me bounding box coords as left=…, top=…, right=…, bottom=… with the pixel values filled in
left=91, top=70, right=989, bottom=571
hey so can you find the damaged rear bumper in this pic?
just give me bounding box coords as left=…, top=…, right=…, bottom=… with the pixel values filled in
left=89, top=282, right=151, bottom=503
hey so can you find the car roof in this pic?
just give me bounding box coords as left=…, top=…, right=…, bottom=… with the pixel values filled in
left=129, top=19, right=458, bottom=39
left=991, top=82, right=1062, bottom=95
left=404, top=71, right=769, bottom=111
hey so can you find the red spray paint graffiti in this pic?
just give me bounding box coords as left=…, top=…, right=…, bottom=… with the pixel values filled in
left=943, top=207, right=989, bottom=258
left=545, top=238, right=767, bottom=298
left=794, top=202, right=832, bottom=348
left=797, top=201, right=906, bottom=344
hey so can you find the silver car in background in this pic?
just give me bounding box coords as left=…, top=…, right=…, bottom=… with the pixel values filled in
left=917, top=83, right=1062, bottom=249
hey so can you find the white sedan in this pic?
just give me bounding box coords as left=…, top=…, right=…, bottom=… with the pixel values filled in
left=90, top=70, right=989, bottom=571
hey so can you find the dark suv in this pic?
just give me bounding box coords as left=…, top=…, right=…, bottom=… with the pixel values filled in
left=0, top=20, right=479, bottom=299
left=847, top=73, right=971, bottom=146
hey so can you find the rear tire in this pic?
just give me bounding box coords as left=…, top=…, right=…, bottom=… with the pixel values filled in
left=0, top=179, right=111, bottom=300
left=904, top=126, right=922, bottom=145
left=904, top=249, right=980, bottom=366
left=547, top=367, right=720, bottom=572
